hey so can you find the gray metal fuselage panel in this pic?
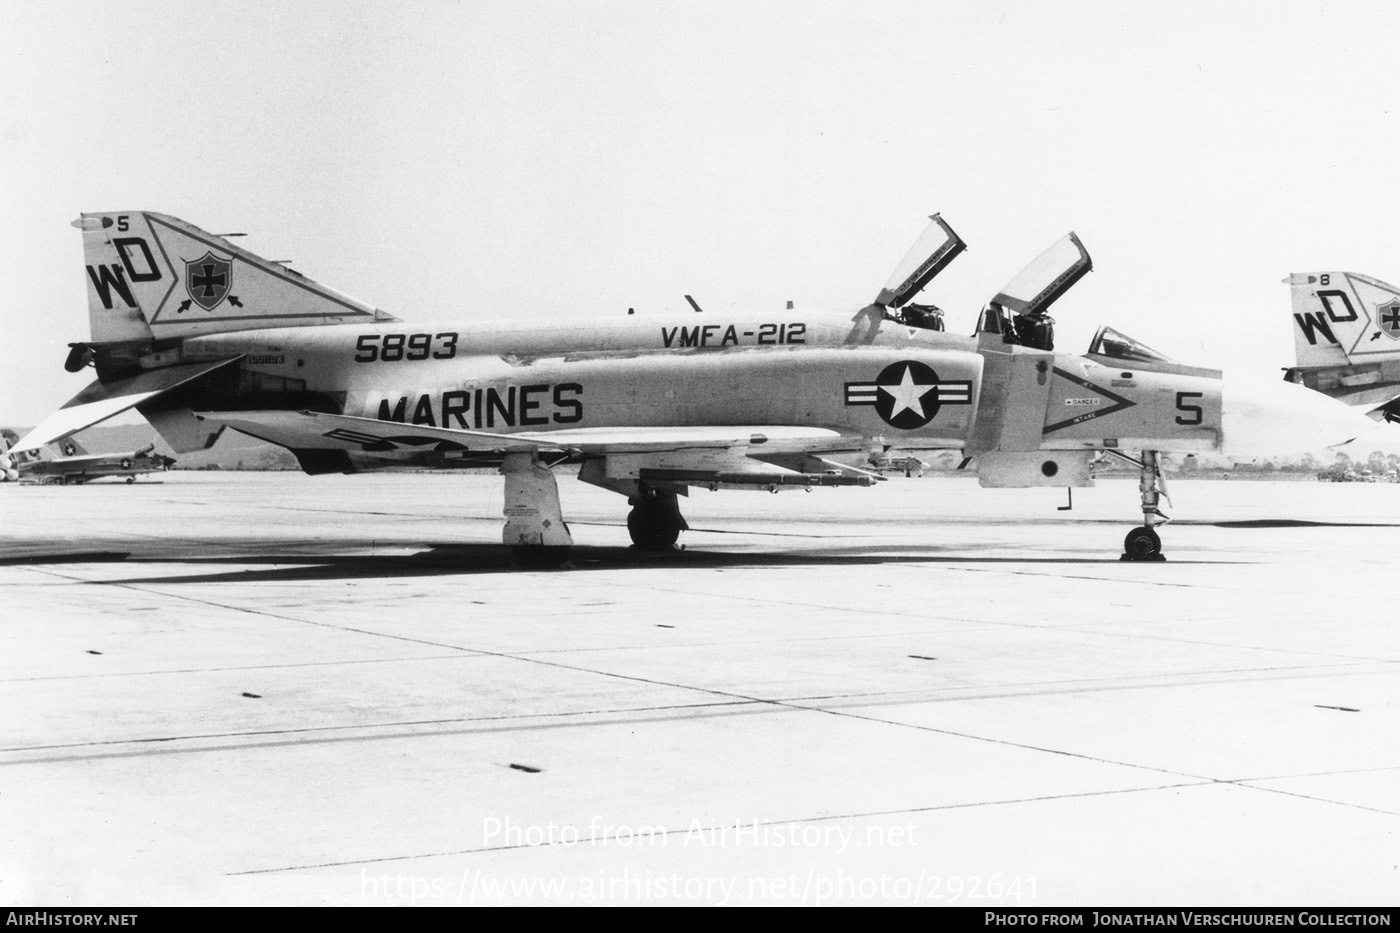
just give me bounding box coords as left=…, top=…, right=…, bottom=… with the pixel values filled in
left=188, top=313, right=985, bottom=448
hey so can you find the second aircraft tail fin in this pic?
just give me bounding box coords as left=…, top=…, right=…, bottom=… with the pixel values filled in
left=1287, top=272, right=1400, bottom=367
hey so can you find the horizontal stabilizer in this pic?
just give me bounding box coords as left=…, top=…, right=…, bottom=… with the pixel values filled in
left=13, top=358, right=242, bottom=453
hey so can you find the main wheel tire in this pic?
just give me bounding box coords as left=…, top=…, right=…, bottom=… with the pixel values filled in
left=1123, top=526, right=1162, bottom=557
left=627, top=506, right=681, bottom=550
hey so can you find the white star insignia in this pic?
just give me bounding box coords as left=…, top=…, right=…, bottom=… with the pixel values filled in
left=879, top=365, right=933, bottom=418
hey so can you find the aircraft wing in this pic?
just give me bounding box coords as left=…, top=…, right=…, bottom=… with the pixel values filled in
left=196, top=410, right=884, bottom=487
left=44, top=454, right=115, bottom=467
left=12, top=358, right=243, bottom=453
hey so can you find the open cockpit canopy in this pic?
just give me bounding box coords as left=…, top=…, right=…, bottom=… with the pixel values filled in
left=875, top=213, right=966, bottom=310
left=869, top=214, right=966, bottom=332
left=990, top=232, right=1092, bottom=318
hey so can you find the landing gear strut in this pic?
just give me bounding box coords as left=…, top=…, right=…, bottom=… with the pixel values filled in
left=1118, top=449, right=1169, bottom=562
left=627, top=487, right=689, bottom=550
left=501, top=453, right=573, bottom=568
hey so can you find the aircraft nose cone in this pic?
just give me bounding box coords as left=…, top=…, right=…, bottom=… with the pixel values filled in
left=1221, top=374, right=1383, bottom=459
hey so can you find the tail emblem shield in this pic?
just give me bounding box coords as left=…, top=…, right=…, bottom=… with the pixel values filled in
left=1377, top=299, right=1400, bottom=341
left=182, top=251, right=234, bottom=312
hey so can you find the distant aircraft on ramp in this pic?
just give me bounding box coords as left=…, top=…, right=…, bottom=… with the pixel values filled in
left=10, top=211, right=1375, bottom=562
left=0, top=430, right=174, bottom=485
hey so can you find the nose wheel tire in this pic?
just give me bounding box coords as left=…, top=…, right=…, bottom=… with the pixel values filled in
left=1121, top=526, right=1165, bottom=562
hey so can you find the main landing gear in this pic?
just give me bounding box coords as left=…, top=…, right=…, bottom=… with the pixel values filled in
left=500, top=453, right=573, bottom=568
left=1108, top=449, right=1170, bottom=562
left=627, top=487, right=689, bottom=551
left=499, top=459, right=691, bottom=566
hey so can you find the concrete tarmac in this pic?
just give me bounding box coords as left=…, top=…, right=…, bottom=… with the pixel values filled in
left=1, top=471, right=1396, bottom=906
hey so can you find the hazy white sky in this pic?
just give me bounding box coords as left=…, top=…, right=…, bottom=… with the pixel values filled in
left=3, top=0, right=1399, bottom=423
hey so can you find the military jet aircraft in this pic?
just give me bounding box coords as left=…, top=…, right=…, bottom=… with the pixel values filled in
left=1284, top=271, right=1400, bottom=422
left=12, top=211, right=1375, bottom=563
left=0, top=430, right=175, bottom=484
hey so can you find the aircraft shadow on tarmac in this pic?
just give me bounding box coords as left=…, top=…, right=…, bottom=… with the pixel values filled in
left=6, top=541, right=1222, bottom=586
left=4, top=518, right=1393, bottom=584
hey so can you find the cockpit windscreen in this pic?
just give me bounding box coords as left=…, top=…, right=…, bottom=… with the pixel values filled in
left=1087, top=326, right=1179, bottom=364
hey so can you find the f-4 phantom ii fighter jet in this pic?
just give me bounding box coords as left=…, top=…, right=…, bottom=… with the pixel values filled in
left=14, top=212, right=1374, bottom=564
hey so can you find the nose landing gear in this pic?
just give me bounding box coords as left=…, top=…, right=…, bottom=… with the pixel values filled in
left=1108, top=449, right=1170, bottom=562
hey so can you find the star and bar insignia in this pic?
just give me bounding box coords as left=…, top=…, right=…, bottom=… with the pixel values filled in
left=845, top=360, right=972, bottom=429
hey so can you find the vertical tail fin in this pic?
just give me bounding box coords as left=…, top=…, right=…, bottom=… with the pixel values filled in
left=1287, top=272, right=1400, bottom=367
left=57, top=436, right=89, bottom=457
left=75, top=211, right=397, bottom=344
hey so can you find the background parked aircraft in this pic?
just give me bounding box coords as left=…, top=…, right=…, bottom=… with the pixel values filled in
left=1285, top=271, right=1400, bottom=423
left=0, top=429, right=174, bottom=484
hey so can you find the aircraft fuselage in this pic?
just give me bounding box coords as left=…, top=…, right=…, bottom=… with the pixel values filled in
left=171, top=310, right=1222, bottom=463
